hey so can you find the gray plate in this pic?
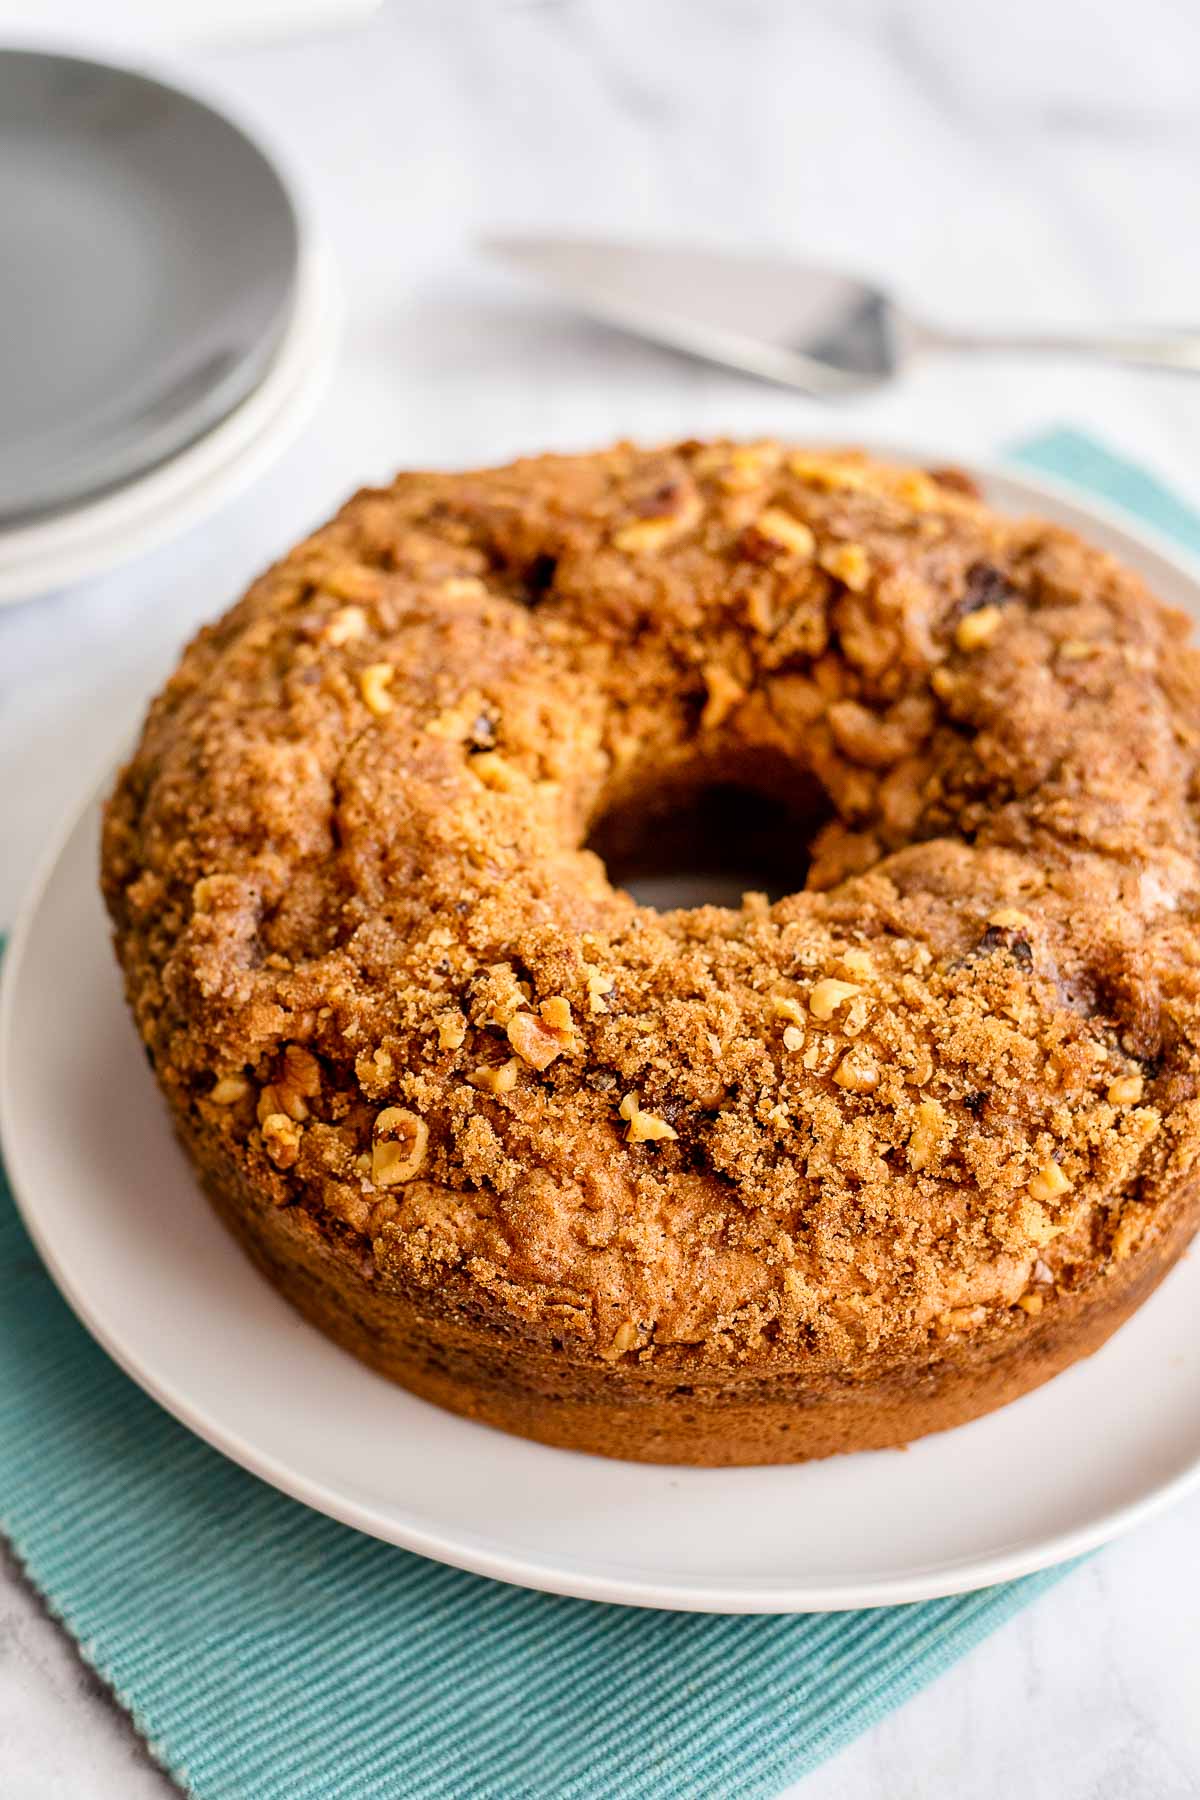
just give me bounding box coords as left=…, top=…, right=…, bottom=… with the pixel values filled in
left=0, top=50, right=300, bottom=525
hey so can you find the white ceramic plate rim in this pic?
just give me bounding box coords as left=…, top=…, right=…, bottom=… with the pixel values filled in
left=4, top=450, right=1200, bottom=1614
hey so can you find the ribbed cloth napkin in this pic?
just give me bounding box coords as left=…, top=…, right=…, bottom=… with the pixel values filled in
left=2, top=429, right=1196, bottom=1800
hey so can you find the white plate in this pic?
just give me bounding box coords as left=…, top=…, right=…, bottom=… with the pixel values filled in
left=4, top=459, right=1200, bottom=1614
left=0, top=240, right=338, bottom=606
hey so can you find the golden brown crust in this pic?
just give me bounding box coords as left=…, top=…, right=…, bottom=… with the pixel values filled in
left=101, top=441, right=1200, bottom=1463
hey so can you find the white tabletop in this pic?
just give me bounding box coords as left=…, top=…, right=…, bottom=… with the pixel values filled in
left=2, top=4, right=1200, bottom=1795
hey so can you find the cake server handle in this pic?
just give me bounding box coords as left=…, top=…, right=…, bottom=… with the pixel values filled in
left=914, top=320, right=1200, bottom=375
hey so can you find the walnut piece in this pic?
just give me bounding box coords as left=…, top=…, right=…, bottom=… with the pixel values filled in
left=833, top=1046, right=879, bottom=1092
left=274, top=1044, right=321, bottom=1121
left=469, top=1059, right=520, bottom=1095
left=261, top=1112, right=302, bottom=1168
left=586, top=970, right=614, bottom=1015
left=954, top=605, right=1003, bottom=651
left=987, top=906, right=1032, bottom=930
left=612, top=490, right=702, bottom=554
left=470, top=751, right=523, bottom=793
left=210, top=1074, right=249, bottom=1105
left=700, top=662, right=746, bottom=730
left=323, top=605, right=368, bottom=646
left=808, top=977, right=861, bottom=1020
left=753, top=507, right=816, bottom=560
left=618, top=1093, right=678, bottom=1143
left=818, top=542, right=871, bottom=592
left=371, top=1106, right=428, bottom=1186
left=360, top=662, right=395, bottom=716
left=907, top=1098, right=946, bottom=1171
left=1027, top=1160, right=1072, bottom=1202
left=710, top=442, right=781, bottom=490
left=787, top=452, right=867, bottom=490
left=936, top=1304, right=987, bottom=1337
left=601, top=1320, right=639, bottom=1361
left=507, top=999, right=578, bottom=1069
left=1107, top=1075, right=1144, bottom=1107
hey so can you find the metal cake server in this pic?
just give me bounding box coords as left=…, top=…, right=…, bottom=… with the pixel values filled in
left=486, top=236, right=1200, bottom=397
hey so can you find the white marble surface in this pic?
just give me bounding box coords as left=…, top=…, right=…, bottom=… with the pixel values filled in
left=3, top=2, right=1200, bottom=1795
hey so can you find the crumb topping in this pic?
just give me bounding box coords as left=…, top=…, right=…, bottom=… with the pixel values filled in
left=103, top=441, right=1200, bottom=1377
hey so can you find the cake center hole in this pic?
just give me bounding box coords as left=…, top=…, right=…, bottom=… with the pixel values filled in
left=588, top=764, right=832, bottom=911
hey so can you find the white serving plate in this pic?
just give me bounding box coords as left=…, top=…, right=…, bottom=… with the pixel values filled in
left=3, top=458, right=1200, bottom=1613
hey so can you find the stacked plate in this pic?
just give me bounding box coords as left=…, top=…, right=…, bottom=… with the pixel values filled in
left=0, top=48, right=338, bottom=606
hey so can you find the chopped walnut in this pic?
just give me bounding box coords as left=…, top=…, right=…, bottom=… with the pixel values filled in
left=1107, top=1075, right=1144, bottom=1107
left=602, top=1320, right=639, bottom=1360
left=256, top=1085, right=283, bottom=1127
left=360, top=662, right=395, bottom=716
left=618, top=1092, right=678, bottom=1143
left=469, top=1059, right=520, bottom=1095
left=818, top=542, right=871, bottom=592
left=1027, top=1160, right=1072, bottom=1202
left=261, top=1111, right=302, bottom=1168
left=907, top=1098, right=947, bottom=1171
left=826, top=701, right=911, bottom=770
left=954, top=605, right=1003, bottom=651
left=753, top=507, right=816, bottom=560
left=841, top=947, right=875, bottom=980
left=274, top=1044, right=321, bottom=1121
left=371, top=1106, right=428, bottom=1185
left=470, top=751, right=522, bottom=793
left=441, top=576, right=487, bottom=599
left=210, top=1074, right=249, bottom=1105
left=782, top=1025, right=805, bottom=1053
left=769, top=994, right=806, bottom=1026
left=936, top=1304, right=987, bottom=1337
left=707, top=441, right=781, bottom=490
left=473, top=962, right=532, bottom=1028
left=833, top=1046, right=879, bottom=1092
left=809, top=977, right=861, bottom=1020
left=437, top=1013, right=467, bottom=1051
left=700, top=662, right=746, bottom=730
left=507, top=998, right=579, bottom=1069
left=787, top=452, right=867, bottom=490
left=892, top=469, right=940, bottom=510
left=1016, top=1292, right=1044, bottom=1316
left=987, top=906, right=1032, bottom=930
left=586, top=970, right=614, bottom=1015
left=612, top=490, right=702, bottom=553
left=319, top=561, right=383, bottom=605
left=424, top=690, right=497, bottom=746
left=323, top=605, right=368, bottom=646
left=1059, top=638, right=1099, bottom=662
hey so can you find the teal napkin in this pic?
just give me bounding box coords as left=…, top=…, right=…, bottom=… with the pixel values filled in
left=1, top=429, right=1195, bottom=1800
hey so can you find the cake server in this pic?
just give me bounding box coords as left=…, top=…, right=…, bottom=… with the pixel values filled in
left=485, top=236, right=1200, bottom=397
